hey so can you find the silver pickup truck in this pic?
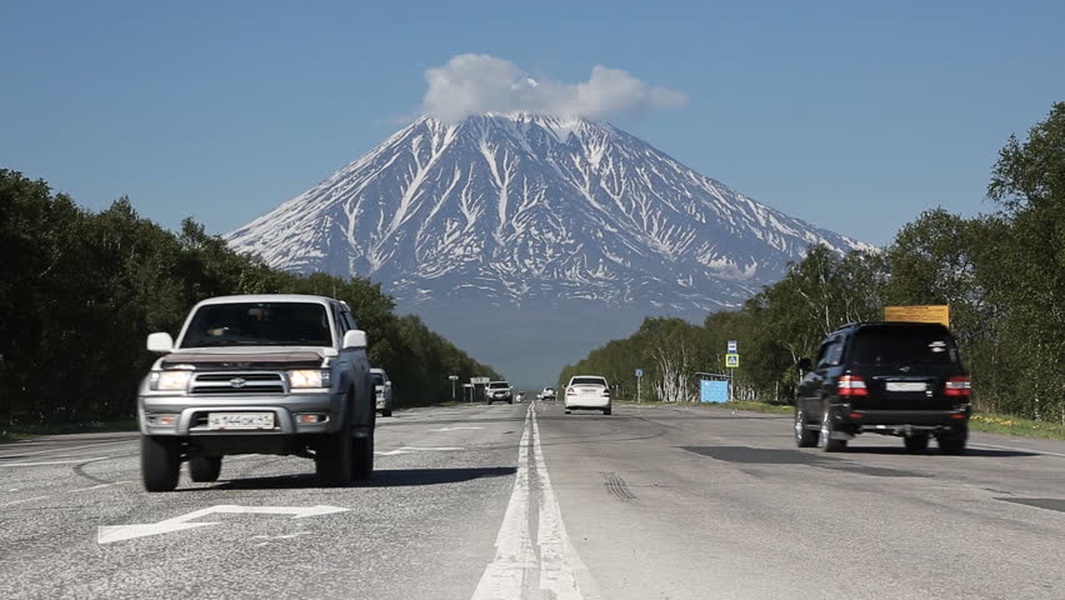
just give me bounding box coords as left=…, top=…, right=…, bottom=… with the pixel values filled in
left=137, top=294, right=375, bottom=492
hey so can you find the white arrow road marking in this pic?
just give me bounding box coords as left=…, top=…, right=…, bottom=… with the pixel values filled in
left=376, top=446, right=464, bottom=456
left=97, top=504, right=349, bottom=544
left=472, top=404, right=599, bottom=600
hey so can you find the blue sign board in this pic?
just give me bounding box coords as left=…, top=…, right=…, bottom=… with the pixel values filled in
left=635, top=369, right=643, bottom=378
left=700, top=379, right=729, bottom=403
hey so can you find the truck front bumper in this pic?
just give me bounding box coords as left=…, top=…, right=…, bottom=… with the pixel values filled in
left=138, top=391, right=345, bottom=437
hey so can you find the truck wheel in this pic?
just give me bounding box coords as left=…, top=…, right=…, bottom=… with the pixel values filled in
left=794, top=406, right=818, bottom=448
left=903, top=434, right=930, bottom=453
left=383, top=402, right=393, bottom=418
left=189, top=456, right=222, bottom=482
left=352, top=434, right=374, bottom=480
left=316, top=400, right=354, bottom=487
left=937, top=425, right=968, bottom=455
left=819, top=404, right=847, bottom=452
left=141, top=435, right=181, bottom=492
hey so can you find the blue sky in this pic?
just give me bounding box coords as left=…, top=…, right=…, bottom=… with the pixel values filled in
left=3, top=0, right=1064, bottom=248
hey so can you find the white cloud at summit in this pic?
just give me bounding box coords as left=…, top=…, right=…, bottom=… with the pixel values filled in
left=420, top=54, right=689, bottom=122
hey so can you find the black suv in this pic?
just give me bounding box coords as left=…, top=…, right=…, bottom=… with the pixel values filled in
left=794, top=321, right=971, bottom=454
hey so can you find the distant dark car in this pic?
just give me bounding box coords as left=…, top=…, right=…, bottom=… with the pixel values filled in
left=794, top=321, right=971, bottom=454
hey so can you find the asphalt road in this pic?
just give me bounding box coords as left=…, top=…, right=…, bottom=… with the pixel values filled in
left=2, top=402, right=1065, bottom=600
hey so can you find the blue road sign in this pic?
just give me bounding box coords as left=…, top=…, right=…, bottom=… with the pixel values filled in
left=635, top=369, right=644, bottom=378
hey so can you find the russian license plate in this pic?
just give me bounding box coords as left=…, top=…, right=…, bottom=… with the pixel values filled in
left=886, top=381, right=927, bottom=392
left=207, top=412, right=275, bottom=430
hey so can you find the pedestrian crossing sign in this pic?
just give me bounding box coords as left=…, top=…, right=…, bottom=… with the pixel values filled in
left=725, top=353, right=740, bottom=368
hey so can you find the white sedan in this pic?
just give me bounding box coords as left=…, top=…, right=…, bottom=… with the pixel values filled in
left=563, top=375, right=612, bottom=415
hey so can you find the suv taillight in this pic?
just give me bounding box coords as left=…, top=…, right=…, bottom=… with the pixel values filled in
left=838, top=375, right=868, bottom=397
left=944, top=376, right=971, bottom=397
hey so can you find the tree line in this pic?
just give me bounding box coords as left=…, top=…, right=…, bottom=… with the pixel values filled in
left=0, top=171, right=498, bottom=430
left=561, top=102, right=1065, bottom=423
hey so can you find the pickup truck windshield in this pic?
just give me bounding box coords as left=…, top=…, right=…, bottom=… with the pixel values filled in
left=181, top=302, right=332, bottom=348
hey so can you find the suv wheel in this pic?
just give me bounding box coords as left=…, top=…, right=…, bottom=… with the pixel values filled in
left=937, top=425, right=968, bottom=455
left=189, top=456, right=222, bottom=482
left=141, top=435, right=181, bottom=492
left=819, top=404, right=847, bottom=452
left=794, top=406, right=818, bottom=447
left=316, top=397, right=354, bottom=487
left=352, top=434, right=374, bottom=480
left=903, top=433, right=930, bottom=453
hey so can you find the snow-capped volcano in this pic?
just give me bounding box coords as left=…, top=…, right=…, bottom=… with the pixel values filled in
left=225, top=113, right=869, bottom=385
left=227, top=113, right=866, bottom=313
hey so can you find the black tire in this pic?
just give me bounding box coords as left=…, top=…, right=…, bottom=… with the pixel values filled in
left=903, top=434, right=930, bottom=453
left=794, top=406, right=818, bottom=448
left=352, top=433, right=374, bottom=480
left=188, top=456, right=222, bottom=482
left=141, top=435, right=181, bottom=492
left=382, top=403, right=393, bottom=418
left=316, top=397, right=354, bottom=487
left=564, top=409, right=572, bottom=414
left=938, top=425, right=968, bottom=455
left=819, top=404, right=847, bottom=452
left=603, top=407, right=612, bottom=415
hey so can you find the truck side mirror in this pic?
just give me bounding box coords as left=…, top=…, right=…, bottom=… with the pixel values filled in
left=147, top=332, right=174, bottom=353
left=342, top=329, right=367, bottom=349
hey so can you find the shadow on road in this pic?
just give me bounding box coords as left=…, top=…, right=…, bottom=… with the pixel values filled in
left=207, top=466, right=516, bottom=491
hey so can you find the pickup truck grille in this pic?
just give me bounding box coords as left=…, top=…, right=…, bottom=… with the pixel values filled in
left=190, top=372, right=286, bottom=394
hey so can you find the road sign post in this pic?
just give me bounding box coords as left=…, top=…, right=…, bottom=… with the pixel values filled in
left=725, top=345, right=740, bottom=403
left=449, top=375, right=459, bottom=401
left=635, top=368, right=643, bottom=403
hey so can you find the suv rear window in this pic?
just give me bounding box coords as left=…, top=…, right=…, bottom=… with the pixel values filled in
left=850, top=326, right=960, bottom=366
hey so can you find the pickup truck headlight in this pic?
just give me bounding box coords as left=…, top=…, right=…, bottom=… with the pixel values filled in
left=289, top=370, right=331, bottom=389
left=150, top=370, right=192, bottom=391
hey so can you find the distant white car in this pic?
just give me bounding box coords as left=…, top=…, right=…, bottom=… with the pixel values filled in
left=371, top=367, right=393, bottom=417
left=564, top=375, right=611, bottom=415
left=537, top=387, right=557, bottom=401
left=486, top=380, right=513, bottom=404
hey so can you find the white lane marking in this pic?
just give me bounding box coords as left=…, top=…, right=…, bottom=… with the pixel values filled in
left=97, top=504, right=350, bottom=544
left=472, top=404, right=598, bottom=600
left=0, top=457, right=110, bottom=467
left=376, top=446, right=464, bottom=456
left=0, top=439, right=134, bottom=458
left=1, top=495, right=53, bottom=508
left=472, top=406, right=536, bottom=599
left=72, top=482, right=130, bottom=493
left=428, top=426, right=486, bottom=432
left=533, top=406, right=599, bottom=599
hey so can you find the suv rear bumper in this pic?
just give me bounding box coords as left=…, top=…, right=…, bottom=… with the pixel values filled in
left=835, top=406, right=970, bottom=429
